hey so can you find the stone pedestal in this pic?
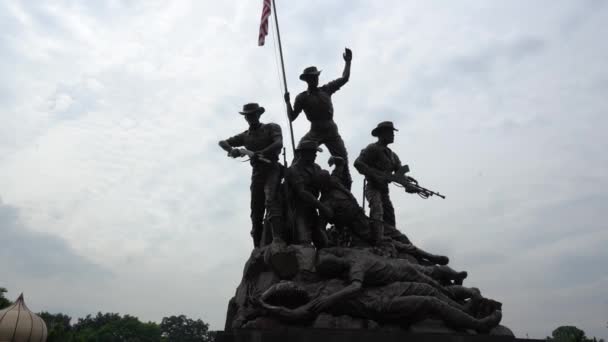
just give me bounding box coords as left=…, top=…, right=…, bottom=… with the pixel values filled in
left=216, top=329, right=543, bottom=342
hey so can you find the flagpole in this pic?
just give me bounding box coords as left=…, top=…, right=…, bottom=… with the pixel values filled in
left=271, top=0, right=296, bottom=156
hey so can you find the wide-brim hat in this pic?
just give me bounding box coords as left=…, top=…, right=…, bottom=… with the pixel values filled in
left=371, top=121, right=398, bottom=137
left=299, top=66, right=322, bottom=81
left=239, top=103, right=265, bottom=115
left=295, top=140, right=323, bottom=152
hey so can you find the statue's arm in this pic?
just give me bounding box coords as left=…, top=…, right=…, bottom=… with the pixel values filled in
left=323, top=48, right=352, bottom=94
left=354, top=154, right=388, bottom=183
left=325, top=280, right=361, bottom=302
left=342, top=48, right=352, bottom=82
left=258, top=124, right=283, bottom=156
left=218, top=140, right=232, bottom=153
left=408, top=265, right=453, bottom=297
left=219, top=132, right=246, bottom=157
left=284, top=92, right=302, bottom=121
left=259, top=136, right=282, bottom=157
left=259, top=302, right=314, bottom=321
left=393, top=152, right=403, bottom=172
left=294, top=184, right=324, bottom=209
left=307, top=280, right=362, bottom=313
left=289, top=178, right=332, bottom=218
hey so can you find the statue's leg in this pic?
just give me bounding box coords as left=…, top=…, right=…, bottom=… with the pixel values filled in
left=298, top=130, right=315, bottom=144
left=437, top=266, right=467, bottom=283
left=264, top=164, right=284, bottom=244
left=403, top=245, right=449, bottom=265
left=349, top=212, right=375, bottom=244
left=250, top=173, right=266, bottom=248
left=398, top=264, right=453, bottom=298
left=381, top=190, right=396, bottom=227
left=414, top=265, right=467, bottom=284
left=446, top=285, right=481, bottom=304
left=324, top=135, right=352, bottom=190
left=397, top=283, right=467, bottom=312
left=386, top=296, right=500, bottom=332
left=383, top=223, right=411, bottom=244
left=365, top=184, right=385, bottom=243
left=294, top=206, right=316, bottom=245
left=425, top=297, right=500, bottom=332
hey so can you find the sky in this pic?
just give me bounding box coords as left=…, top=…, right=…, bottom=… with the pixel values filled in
left=0, top=0, right=607, bottom=339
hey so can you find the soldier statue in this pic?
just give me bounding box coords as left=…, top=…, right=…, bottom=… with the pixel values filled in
left=218, top=103, right=284, bottom=247
left=284, top=48, right=354, bottom=190
left=285, top=140, right=332, bottom=248
left=354, top=121, right=413, bottom=242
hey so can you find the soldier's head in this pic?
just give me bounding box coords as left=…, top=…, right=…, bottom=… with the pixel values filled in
left=295, top=140, right=322, bottom=164
left=299, top=66, right=321, bottom=88
left=371, top=121, right=398, bottom=145
left=239, top=103, right=265, bottom=127
left=316, top=248, right=349, bottom=276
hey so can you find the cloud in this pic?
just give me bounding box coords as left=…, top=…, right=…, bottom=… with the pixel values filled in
left=0, top=198, right=110, bottom=279
left=0, top=0, right=607, bottom=340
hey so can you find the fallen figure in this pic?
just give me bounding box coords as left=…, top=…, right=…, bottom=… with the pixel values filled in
left=316, top=247, right=472, bottom=301
left=259, top=279, right=502, bottom=332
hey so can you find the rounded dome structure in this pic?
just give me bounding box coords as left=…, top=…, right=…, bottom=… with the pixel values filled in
left=0, top=294, right=47, bottom=342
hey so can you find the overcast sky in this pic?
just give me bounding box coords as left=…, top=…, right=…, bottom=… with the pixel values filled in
left=1, top=0, right=607, bottom=339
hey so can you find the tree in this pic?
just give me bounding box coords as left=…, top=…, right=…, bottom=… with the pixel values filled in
left=72, top=312, right=161, bottom=341
left=0, top=287, right=12, bottom=310
left=547, top=326, right=604, bottom=342
left=5, top=299, right=217, bottom=342
left=38, top=312, right=74, bottom=342
left=160, top=315, right=213, bottom=342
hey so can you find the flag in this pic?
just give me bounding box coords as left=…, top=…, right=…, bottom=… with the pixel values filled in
left=258, top=0, right=272, bottom=46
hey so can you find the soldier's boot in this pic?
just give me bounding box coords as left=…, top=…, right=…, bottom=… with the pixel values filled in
left=412, top=247, right=450, bottom=265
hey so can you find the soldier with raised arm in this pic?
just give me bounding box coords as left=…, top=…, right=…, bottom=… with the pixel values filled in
left=218, top=103, right=284, bottom=247
left=284, top=48, right=353, bottom=190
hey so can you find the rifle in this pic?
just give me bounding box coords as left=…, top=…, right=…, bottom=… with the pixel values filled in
left=233, top=148, right=271, bottom=163
left=392, top=165, right=445, bottom=199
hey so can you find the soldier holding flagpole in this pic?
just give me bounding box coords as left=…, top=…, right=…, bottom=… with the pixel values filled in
left=283, top=49, right=354, bottom=190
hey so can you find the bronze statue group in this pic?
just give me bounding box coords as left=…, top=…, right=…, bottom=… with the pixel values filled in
left=219, top=48, right=506, bottom=334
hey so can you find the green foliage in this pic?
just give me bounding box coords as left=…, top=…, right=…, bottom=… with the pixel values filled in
left=37, top=311, right=215, bottom=342
left=160, top=315, right=212, bottom=342
left=38, top=311, right=73, bottom=341
left=0, top=287, right=12, bottom=310
left=3, top=288, right=215, bottom=341
left=547, top=326, right=604, bottom=342
left=72, top=312, right=161, bottom=342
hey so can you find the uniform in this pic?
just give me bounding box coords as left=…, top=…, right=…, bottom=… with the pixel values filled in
left=356, top=142, right=402, bottom=228
left=225, top=122, right=282, bottom=247
left=292, top=77, right=352, bottom=189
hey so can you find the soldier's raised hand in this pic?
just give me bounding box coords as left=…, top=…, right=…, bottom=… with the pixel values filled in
left=284, top=92, right=291, bottom=104
left=343, top=47, right=352, bottom=62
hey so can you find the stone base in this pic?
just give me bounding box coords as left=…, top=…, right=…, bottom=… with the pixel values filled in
left=215, top=329, right=543, bottom=342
